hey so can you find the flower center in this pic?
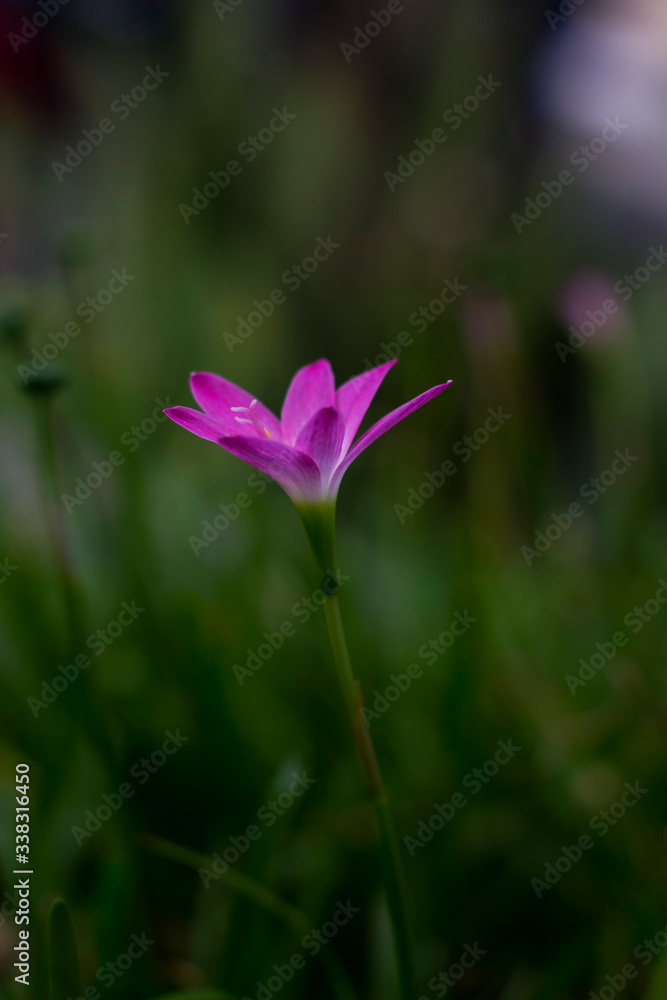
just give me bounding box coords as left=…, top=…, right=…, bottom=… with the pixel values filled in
left=231, top=399, right=271, bottom=438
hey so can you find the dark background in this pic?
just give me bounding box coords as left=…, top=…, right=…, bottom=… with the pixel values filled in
left=1, top=0, right=666, bottom=997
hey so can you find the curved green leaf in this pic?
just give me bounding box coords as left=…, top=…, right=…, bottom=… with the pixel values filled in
left=140, top=833, right=357, bottom=1000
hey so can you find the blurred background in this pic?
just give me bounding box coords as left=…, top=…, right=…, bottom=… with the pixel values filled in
left=1, top=0, right=666, bottom=997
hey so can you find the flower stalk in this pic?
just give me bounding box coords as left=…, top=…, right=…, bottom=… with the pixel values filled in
left=299, top=502, right=414, bottom=1000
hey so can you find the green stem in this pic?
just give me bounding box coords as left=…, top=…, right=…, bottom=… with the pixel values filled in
left=298, top=502, right=414, bottom=999
left=322, top=594, right=356, bottom=720
left=322, top=593, right=414, bottom=1000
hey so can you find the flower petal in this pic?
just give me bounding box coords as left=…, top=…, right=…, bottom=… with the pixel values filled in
left=164, top=406, right=229, bottom=443
left=295, top=406, right=345, bottom=487
left=190, top=372, right=282, bottom=439
left=330, top=381, right=453, bottom=492
left=218, top=435, right=323, bottom=504
left=280, top=359, right=335, bottom=445
left=335, top=360, right=397, bottom=454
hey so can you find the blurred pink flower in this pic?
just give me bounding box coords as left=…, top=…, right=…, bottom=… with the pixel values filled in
left=560, top=271, right=626, bottom=345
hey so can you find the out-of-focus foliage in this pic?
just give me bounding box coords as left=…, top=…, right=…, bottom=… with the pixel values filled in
left=1, top=1, right=666, bottom=998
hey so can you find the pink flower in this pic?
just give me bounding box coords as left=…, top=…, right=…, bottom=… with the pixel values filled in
left=165, top=359, right=451, bottom=506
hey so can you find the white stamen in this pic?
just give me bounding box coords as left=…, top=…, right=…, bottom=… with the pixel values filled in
left=231, top=399, right=271, bottom=438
